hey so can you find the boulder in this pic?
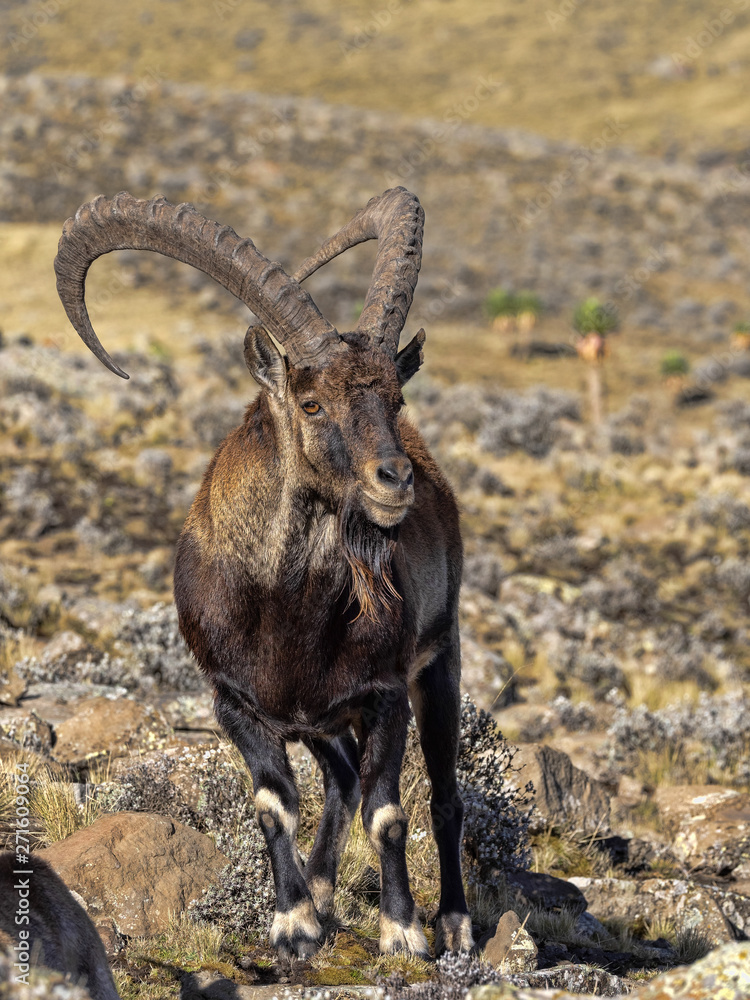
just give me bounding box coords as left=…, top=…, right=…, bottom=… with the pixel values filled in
left=107, top=742, right=249, bottom=831
left=506, top=870, right=586, bottom=916
left=505, top=743, right=610, bottom=834
left=0, top=710, right=53, bottom=753
left=569, top=876, right=737, bottom=944
left=40, top=812, right=228, bottom=937
left=483, top=910, right=538, bottom=973
left=52, top=697, right=172, bottom=766
left=468, top=941, right=750, bottom=999
left=654, top=786, right=750, bottom=875
left=0, top=664, right=25, bottom=707
left=731, top=860, right=750, bottom=899
left=655, top=784, right=744, bottom=830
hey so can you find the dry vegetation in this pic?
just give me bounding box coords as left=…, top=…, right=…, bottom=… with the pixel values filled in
left=2, top=2, right=750, bottom=995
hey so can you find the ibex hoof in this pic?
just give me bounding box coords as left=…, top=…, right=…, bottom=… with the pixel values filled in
left=270, top=899, right=324, bottom=960
left=379, top=913, right=430, bottom=959
left=434, top=911, right=474, bottom=954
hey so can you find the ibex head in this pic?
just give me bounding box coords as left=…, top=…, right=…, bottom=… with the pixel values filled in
left=54, top=188, right=427, bottom=529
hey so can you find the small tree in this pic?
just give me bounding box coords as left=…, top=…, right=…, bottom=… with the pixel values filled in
left=731, top=321, right=750, bottom=352
left=659, top=351, right=690, bottom=384
left=514, top=290, right=543, bottom=333
left=484, top=288, right=517, bottom=332
left=572, top=298, right=619, bottom=425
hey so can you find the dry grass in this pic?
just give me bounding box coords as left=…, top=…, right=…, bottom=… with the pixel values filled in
left=29, top=767, right=104, bottom=846
left=116, top=913, right=232, bottom=999
left=369, top=950, right=432, bottom=982
left=674, top=926, right=715, bottom=964
left=0, top=743, right=50, bottom=846
left=127, top=912, right=225, bottom=971
left=531, top=826, right=614, bottom=881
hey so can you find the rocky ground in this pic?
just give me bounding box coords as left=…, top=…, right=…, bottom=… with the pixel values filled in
left=1, top=70, right=750, bottom=1000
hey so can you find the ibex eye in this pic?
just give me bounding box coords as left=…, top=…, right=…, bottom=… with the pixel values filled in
left=302, top=401, right=321, bottom=415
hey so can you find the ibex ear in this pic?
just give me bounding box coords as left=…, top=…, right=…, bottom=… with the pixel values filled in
left=394, top=328, right=426, bottom=386
left=244, top=325, right=288, bottom=395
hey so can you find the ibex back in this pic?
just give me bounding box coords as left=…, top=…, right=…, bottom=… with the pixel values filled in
left=55, top=188, right=474, bottom=960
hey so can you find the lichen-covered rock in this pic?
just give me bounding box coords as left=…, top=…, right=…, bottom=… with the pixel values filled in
left=654, top=786, right=750, bottom=875
left=654, top=784, right=743, bottom=831
left=0, top=663, right=25, bottom=707
left=51, top=697, right=173, bottom=767
left=506, top=871, right=586, bottom=916
left=483, top=911, right=538, bottom=974
left=569, top=876, right=736, bottom=944
left=468, top=941, right=750, bottom=998
left=40, top=812, right=228, bottom=938
left=505, top=743, right=611, bottom=835
left=0, top=711, right=52, bottom=753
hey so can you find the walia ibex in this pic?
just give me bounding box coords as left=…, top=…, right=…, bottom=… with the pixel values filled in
left=54, top=188, right=474, bottom=960
left=0, top=852, right=120, bottom=1000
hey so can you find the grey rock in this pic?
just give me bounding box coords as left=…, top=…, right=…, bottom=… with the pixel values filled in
left=505, top=743, right=611, bottom=835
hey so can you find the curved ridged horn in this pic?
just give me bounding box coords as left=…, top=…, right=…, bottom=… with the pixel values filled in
left=293, top=187, right=423, bottom=357
left=54, top=192, right=342, bottom=377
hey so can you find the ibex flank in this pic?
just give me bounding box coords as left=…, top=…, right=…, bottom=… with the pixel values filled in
left=55, top=187, right=474, bottom=960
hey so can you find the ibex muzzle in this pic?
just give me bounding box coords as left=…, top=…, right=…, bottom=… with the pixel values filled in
left=55, top=188, right=474, bottom=961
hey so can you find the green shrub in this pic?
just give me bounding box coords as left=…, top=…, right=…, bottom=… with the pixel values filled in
left=484, top=288, right=517, bottom=319
left=572, top=298, right=619, bottom=336
left=660, top=350, right=690, bottom=377
left=514, top=290, right=542, bottom=317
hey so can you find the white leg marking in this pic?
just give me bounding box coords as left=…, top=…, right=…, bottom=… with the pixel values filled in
left=379, top=912, right=430, bottom=956
left=308, top=875, right=335, bottom=916
left=435, top=912, right=474, bottom=953
left=255, top=787, right=299, bottom=839
left=270, top=898, right=322, bottom=946
left=367, top=804, right=407, bottom=853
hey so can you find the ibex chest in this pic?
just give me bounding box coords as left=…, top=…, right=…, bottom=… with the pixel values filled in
left=241, top=570, right=409, bottom=733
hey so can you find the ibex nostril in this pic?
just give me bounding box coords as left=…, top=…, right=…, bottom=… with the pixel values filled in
left=377, top=457, right=413, bottom=490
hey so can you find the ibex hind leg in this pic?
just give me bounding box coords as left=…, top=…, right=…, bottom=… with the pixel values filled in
left=302, top=733, right=361, bottom=917
left=411, top=641, right=474, bottom=954
left=214, top=688, right=324, bottom=960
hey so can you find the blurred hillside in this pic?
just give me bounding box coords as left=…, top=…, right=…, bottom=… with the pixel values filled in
left=2, top=4, right=750, bottom=996
left=3, top=72, right=750, bottom=345
left=4, top=0, right=750, bottom=157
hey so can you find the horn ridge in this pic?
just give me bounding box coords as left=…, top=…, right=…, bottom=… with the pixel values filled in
left=54, top=192, right=342, bottom=376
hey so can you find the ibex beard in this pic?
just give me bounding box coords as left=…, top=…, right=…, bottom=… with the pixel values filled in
left=54, top=187, right=475, bottom=961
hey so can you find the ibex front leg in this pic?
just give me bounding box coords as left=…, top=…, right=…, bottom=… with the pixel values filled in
left=214, top=690, right=324, bottom=960
left=359, top=687, right=429, bottom=958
